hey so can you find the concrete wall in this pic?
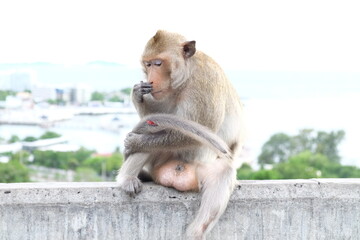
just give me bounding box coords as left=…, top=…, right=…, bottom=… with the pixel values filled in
left=1, top=179, right=360, bottom=240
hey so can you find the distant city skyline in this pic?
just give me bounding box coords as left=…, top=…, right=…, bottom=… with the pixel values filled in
left=1, top=62, right=360, bottom=100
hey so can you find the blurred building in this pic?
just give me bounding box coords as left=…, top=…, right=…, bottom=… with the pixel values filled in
left=0, top=69, right=38, bottom=91
left=31, top=84, right=57, bottom=102
left=69, top=84, right=91, bottom=105
left=0, top=70, right=11, bottom=89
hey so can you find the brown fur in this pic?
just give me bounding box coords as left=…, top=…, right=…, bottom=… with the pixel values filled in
left=117, top=30, right=245, bottom=239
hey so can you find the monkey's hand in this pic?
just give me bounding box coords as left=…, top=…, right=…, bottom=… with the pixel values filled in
left=133, top=81, right=152, bottom=103
left=124, top=132, right=142, bottom=156
left=117, top=175, right=142, bottom=196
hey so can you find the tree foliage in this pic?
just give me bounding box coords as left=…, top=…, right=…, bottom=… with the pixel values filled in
left=258, top=129, right=345, bottom=167
left=238, top=151, right=360, bottom=180
left=120, top=88, right=132, bottom=95
left=31, top=147, right=122, bottom=180
left=258, top=133, right=293, bottom=165
left=82, top=152, right=123, bottom=178
left=74, top=167, right=102, bottom=182
left=23, top=136, right=38, bottom=142
left=108, top=95, right=122, bottom=102
left=91, top=91, right=105, bottom=101
left=39, top=131, right=62, bottom=139
left=0, top=90, right=15, bottom=101
left=237, top=129, right=358, bottom=180
left=8, top=135, right=20, bottom=143
left=0, top=160, right=30, bottom=183
left=33, top=147, right=94, bottom=170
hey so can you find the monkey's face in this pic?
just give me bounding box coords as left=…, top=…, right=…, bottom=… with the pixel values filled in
left=141, top=30, right=197, bottom=100
left=142, top=57, right=171, bottom=100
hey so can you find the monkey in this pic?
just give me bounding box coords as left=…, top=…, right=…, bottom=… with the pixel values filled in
left=116, top=30, right=245, bottom=239
left=118, top=113, right=232, bottom=192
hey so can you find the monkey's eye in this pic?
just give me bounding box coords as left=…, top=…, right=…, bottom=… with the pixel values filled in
left=144, top=61, right=151, bottom=67
left=153, top=59, right=162, bottom=67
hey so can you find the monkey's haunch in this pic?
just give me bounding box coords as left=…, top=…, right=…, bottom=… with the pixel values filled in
left=152, top=160, right=199, bottom=192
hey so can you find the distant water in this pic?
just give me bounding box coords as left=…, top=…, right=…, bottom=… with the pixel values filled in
left=1, top=95, right=359, bottom=167
left=0, top=114, right=139, bottom=153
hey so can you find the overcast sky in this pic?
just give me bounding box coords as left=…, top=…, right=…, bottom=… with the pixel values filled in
left=0, top=0, right=359, bottom=72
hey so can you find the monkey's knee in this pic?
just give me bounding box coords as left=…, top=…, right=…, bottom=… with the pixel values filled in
left=152, top=160, right=199, bottom=192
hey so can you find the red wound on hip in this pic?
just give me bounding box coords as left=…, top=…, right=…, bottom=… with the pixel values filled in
left=146, top=120, right=158, bottom=126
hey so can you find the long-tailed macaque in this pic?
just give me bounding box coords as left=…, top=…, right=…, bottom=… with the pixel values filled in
left=116, top=30, right=245, bottom=239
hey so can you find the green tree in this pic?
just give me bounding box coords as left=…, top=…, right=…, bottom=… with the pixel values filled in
left=246, top=149, right=360, bottom=180
left=258, top=129, right=345, bottom=166
left=292, top=129, right=316, bottom=153
left=10, top=151, right=31, bottom=163
left=74, top=167, right=102, bottom=181
left=252, top=169, right=280, bottom=180
left=23, top=136, right=38, bottom=142
left=258, top=133, right=294, bottom=166
left=74, top=147, right=95, bottom=164
left=82, top=152, right=123, bottom=179
left=334, top=165, right=360, bottom=178
left=237, top=163, right=280, bottom=180
left=33, top=148, right=93, bottom=170
left=8, top=135, right=20, bottom=143
left=108, top=95, right=122, bottom=102
left=0, top=160, right=30, bottom=183
left=314, top=130, right=345, bottom=164
left=91, top=91, right=105, bottom=101
left=236, top=163, right=253, bottom=179
left=120, top=88, right=132, bottom=95
left=39, top=131, right=62, bottom=139
left=273, top=151, right=323, bottom=179
left=47, top=99, right=65, bottom=105
left=0, top=90, right=15, bottom=101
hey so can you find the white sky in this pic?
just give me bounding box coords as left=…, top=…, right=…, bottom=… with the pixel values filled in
left=0, top=0, right=359, bottom=72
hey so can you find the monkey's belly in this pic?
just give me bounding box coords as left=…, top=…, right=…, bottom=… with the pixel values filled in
left=152, top=160, right=199, bottom=192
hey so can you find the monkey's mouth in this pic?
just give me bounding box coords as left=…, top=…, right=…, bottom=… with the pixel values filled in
left=152, top=90, right=163, bottom=94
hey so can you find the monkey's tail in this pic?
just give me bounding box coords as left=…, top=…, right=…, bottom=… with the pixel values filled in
left=149, top=114, right=231, bottom=159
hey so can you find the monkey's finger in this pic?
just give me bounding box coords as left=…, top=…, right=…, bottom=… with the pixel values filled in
left=140, top=83, right=153, bottom=89
left=123, top=178, right=142, bottom=196
left=141, top=89, right=152, bottom=95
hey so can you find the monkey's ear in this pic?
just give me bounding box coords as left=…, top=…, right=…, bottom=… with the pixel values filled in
left=183, top=41, right=196, bottom=58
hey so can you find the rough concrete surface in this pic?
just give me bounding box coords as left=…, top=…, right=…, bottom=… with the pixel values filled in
left=1, top=179, right=360, bottom=240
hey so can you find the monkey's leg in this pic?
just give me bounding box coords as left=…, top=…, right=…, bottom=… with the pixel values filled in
left=116, top=152, right=149, bottom=195
left=138, top=170, right=153, bottom=182
left=186, top=160, right=236, bottom=238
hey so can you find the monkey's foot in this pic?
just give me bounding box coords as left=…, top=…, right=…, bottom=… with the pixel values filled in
left=117, top=175, right=143, bottom=195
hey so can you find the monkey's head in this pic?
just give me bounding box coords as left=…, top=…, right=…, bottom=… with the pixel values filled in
left=141, top=30, right=196, bottom=100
